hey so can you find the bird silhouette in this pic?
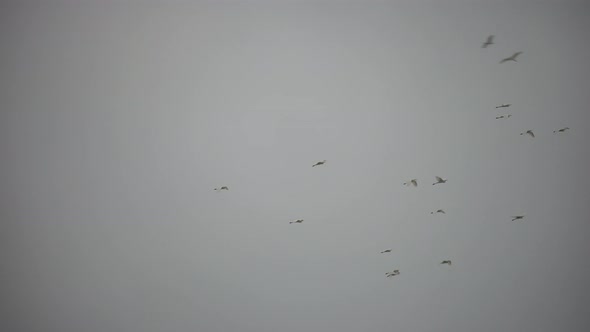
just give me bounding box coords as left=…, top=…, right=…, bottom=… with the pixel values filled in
left=380, top=249, right=392, bottom=254
left=496, top=115, right=512, bottom=119
left=433, top=176, right=447, bottom=185
left=289, top=219, right=304, bottom=224
left=495, top=104, right=511, bottom=108
left=553, top=127, right=570, bottom=133
left=511, top=215, right=525, bottom=221
left=441, top=260, right=452, bottom=266
left=386, top=270, right=400, bottom=277
left=431, top=209, right=446, bottom=214
left=482, top=35, right=494, bottom=48
left=520, top=130, right=535, bottom=138
left=312, top=160, right=326, bottom=167
left=499, top=52, right=522, bottom=63
left=403, top=179, right=418, bottom=187
left=214, top=186, right=229, bottom=191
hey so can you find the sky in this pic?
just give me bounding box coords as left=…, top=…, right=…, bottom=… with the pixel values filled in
left=1, top=0, right=590, bottom=331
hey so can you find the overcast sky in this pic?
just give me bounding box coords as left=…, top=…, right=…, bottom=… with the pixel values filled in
left=2, top=0, right=590, bottom=331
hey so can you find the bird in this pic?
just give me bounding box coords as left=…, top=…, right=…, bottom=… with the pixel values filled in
left=431, top=209, right=446, bottom=214
left=289, top=219, right=304, bottom=224
left=511, top=215, right=525, bottom=221
left=214, top=186, right=229, bottom=191
left=496, top=115, right=512, bottom=119
left=441, top=260, right=452, bottom=266
left=312, top=160, right=326, bottom=167
left=553, top=127, right=570, bottom=133
left=499, top=52, right=522, bottom=63
left=380, top=249, right=392, bottom=254
left=432, top=176, right=447, bottom=185
left=386, top=270, right=400, bottom=277
left=520, top=130, right=535, bottom=138
left=482, top=35, right=494, bottom=48
left=495, top=104, right=511, bottom=108
left=403, top=179, right=418, bottom=187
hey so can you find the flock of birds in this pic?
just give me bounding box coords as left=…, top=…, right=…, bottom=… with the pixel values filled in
left=213, top=34, right=571, bottom=280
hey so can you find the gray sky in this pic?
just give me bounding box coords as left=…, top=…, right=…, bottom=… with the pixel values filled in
left=2, top=0, right=590, bottom=331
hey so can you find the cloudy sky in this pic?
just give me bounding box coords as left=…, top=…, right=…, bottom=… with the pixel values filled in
left=2, top=0, right=590, bottom=331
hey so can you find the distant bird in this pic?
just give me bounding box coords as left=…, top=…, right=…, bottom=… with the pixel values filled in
left=499, top=52, right=522, bottom=63
left=403, top=179, right=418, bottom=187
left=432, top=176, right=447, bottom=185
left=431, top=209, right=446, bottom=214
left=312, top=160, right=326, bottom=167
left=520, top=130, right=535, bottom=138
left=441, top=260, right=452, bottom=266
left=553, top=127, right=570, bottom=133
left=386, top=270, right=400, bottom=277
left=289, top=219, right=304, bottom=224
left=496, top=115, right=512, bottom=119
left=495, top=104, right=511, bottom=108
left=214, top=186, right=229, bottom=191
left=380, top=249, right=392, bottom=254
left=511, top=215, right=525, bottom=221
left=482, top=35, right=494, bottom=48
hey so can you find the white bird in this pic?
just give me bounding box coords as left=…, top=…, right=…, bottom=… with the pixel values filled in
left=432, top=176, right=447, bottom=185
left=482, top=35, right=494, bottom=48
left=441, top=260, right=452, bottom=266
left=403, top=179, right=418, bottom=187
left=312, top=160, right=326, bottom=167
left=520, top=130, right=535, bottom=138
left=511, top=215, right=525, bottom=221
left=495, top=104, right=511, bottom=108
left=386, top=270, right=400, bottom=277
left=214, top=186, right=229, bottom=191
left=380, top=249, right=392, bottom=254
left=289, top=219, right=304, bottom=224
left=431, top=209, right=446, bottom=214
left=553, top=127, right=570, bottom=133
left=496, top=114, right=512, bottom=119
left=499, top=52, right=522, bottom=63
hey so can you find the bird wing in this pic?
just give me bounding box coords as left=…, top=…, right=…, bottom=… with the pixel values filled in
left=513, top=52, right=522, bottom=59
left=499, top=57, right=509, bottom=63
left=411, top=179, right=418, bottom=186
left=487, top=35, right=494, bottom=43
left=528, top=131, right=535, bottom=137
left=435, top=176, right=443, bottom=182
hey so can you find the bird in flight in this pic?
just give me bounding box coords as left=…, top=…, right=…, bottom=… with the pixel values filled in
left=553, top=127, right=570, bottom=133
left=495, top=104, right=511, bottom=108
left=440, top=260, right=452, bottom=266
left=482, top=35, right=494, bottom=48
left=499, top=52, right=522, bottom=63
left=214, top=186, right=229, bottom=191
left=433, top=176, right=448, bottom=185
left=431, top=209, right=446, bottom=214
left=386, top=270, right=400, bottom=278
left=511, top=215, right=525, bottom=221
left=312, top=160, right=326, bottom=167
left=496, top=115, right=512, bottom=119
left=380, top=249, right=392, bottom=254
left=403, top=179, right=418, bottom=187
left=289, top=219, right=304, bottom=224
left=520, top=130, right=535, bottom=138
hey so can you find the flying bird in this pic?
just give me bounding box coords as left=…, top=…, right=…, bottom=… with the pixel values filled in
left=386, top=270, right=400, bottom=277
left=403, top=179, right=418, bottom=187
left=431, top=209, right=446, bottom=214
left=482, top=35, right=494, bottom=48
left=496, top=115, right=512, bottom=119
left=511, top=215, right=525, bottom=221
left=380, top=249, right=392, bottom=254
left=441, top=260, right=452, bottom=266
left=499, top=52, right=522, bottom=63
left=289, top=219, right=304, bottom=224
left=495, top=104, right=511, bottom=108
left=312, top=160, right=326, bottom=167
left=432, top=176, right=447, bottom=185
left=214, top=186, right=229, bottom=191
left=520, top=130, right=535, bottom=138
left=553, top=127, right=570, bottom=133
